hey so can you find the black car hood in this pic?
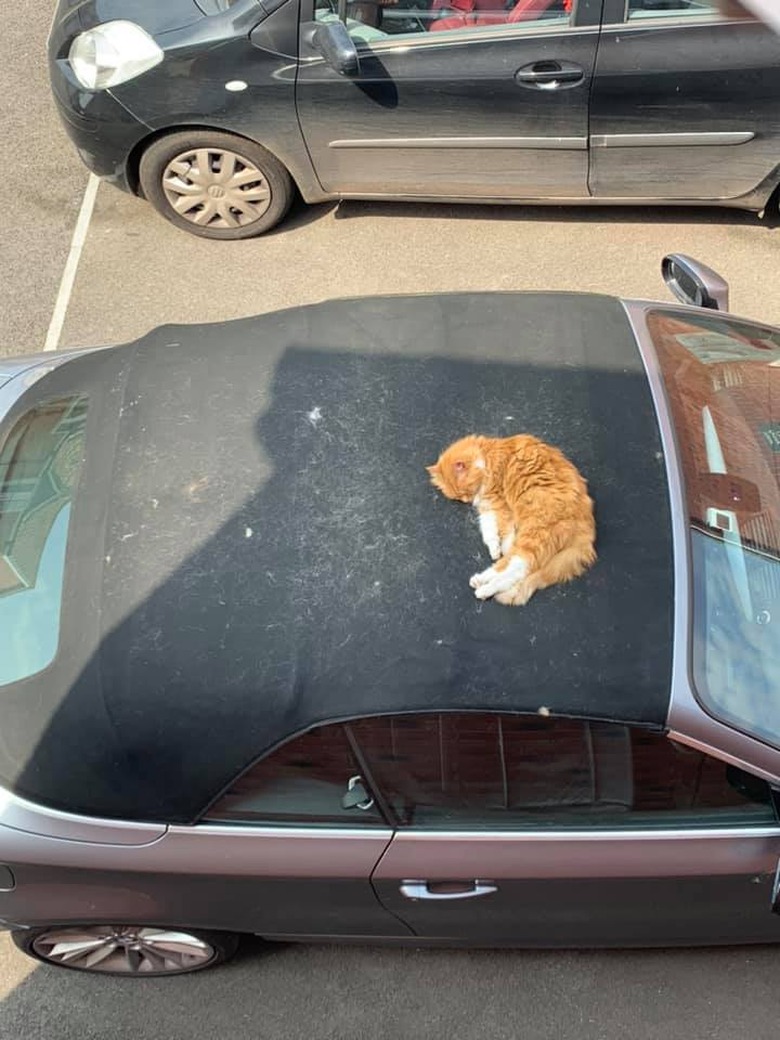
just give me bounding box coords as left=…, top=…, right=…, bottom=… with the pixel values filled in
left=0, top=293, right=674, bottom=823
left=54, top=0, right=205, bottom=35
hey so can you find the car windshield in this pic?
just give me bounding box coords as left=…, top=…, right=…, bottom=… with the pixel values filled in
left=0, top=395, right=88, bottom=686
left=648, top=310, right=780, bottom=748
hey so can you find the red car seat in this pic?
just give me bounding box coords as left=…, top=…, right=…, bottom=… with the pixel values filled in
left=430, top=0, right=571, bottom=33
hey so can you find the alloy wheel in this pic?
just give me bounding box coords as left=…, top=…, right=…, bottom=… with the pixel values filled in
left=31, top=925, right=217, bottom=975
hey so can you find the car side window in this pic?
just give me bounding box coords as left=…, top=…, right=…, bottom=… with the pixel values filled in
left=314, top=0, right=573, bottom=44
left=203, top=723, right=386, bottom=827
left=351, top=713, right=776, bottom=829
left=625, top=0, right=719, bottom=21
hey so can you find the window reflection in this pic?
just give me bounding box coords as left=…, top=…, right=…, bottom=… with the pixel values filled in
left=0, top=396, right=88, bottom=686
left=649, top=310, right=780, bottom=747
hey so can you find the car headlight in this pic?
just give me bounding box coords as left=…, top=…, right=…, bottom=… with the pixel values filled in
left=68, top=21, right=163, bottom=90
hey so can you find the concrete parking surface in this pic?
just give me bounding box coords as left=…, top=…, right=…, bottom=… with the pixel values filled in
left=2, top=4, right=780, bottom=1039
left=53, top=190, right=780, bottom=353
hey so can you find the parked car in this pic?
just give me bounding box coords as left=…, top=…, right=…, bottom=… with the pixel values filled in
left=1, top=256, right=779, bottom=977
left=47, top=0, right=780, bottom=239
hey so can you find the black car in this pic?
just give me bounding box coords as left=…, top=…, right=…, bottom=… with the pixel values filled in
left=1, top=257, right=780, bottom=977
left=47, top=0, right=780, bottom=239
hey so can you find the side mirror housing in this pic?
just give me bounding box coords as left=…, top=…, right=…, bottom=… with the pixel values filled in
left=311, top=20, right=360, bottom=76
left=662, top=254, right=730, bottom=312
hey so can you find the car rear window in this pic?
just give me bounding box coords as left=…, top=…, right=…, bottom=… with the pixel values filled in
left=0, top=395, right=88, bottom=686
left=648, top=310, right=780, bottom=748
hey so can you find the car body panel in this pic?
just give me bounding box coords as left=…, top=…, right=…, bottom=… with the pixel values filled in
left=0, top=788, right=166, bottom=846
left=0, top=821, right=403, bottom=936
left=372, top=827, right=780, bottom=945
left=51, top=0, right=207, bottom=35
left=295, top=14, right=599, bottom=198
left=105, top=1, right=324, bottom=201
left=0, top=354, right=92, bottom=412
left=47, top=77, right=152, bottom=192
left=590, top=11, right=780, bottom=203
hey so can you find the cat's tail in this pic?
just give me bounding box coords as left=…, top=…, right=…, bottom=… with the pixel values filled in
left=494, top=542, right=596, bottom=607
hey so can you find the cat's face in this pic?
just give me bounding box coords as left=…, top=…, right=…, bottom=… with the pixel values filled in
left=427, top=437, right=486, bottom=503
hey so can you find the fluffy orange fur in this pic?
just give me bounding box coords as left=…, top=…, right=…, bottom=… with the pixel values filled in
left=427, top=434, right=596, bottom=606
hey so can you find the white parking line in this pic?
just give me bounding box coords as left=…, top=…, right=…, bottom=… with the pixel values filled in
left=43, top=173, right=100, bottom=352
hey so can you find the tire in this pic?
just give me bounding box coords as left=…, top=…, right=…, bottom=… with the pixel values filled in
left=12, top=924, right=240, bottom=977
left=138, top=130, right=295, bottom=240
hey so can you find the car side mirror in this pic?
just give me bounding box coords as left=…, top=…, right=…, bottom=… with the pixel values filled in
left=311, top=21, right=360, bottom=76
left=662, top=254, right=730, bottom=312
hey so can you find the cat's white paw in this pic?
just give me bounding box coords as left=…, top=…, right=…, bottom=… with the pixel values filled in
left=470, top=567, right=495, bottom=589
left=478, top=512, right=501, bottom=560
left=474, top=584, right=494, bottom=600
left=486, top=537, right=502, bottom=561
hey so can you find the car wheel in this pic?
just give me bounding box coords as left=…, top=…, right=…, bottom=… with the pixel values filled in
left=138, top=131, right=295, bottom=240
left=12, top=924, right=239, bottom=976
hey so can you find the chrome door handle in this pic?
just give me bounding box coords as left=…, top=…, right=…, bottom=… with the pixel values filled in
left=400, top=880, right=498, bottom=901
left=515, top=60, right=584, bottom=90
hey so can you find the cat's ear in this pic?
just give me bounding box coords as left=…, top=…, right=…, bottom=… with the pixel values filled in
left=425, top=464, right=438, bottom=475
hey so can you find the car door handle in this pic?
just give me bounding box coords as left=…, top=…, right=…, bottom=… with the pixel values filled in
left=400, top=880, right=498, bottom=901
left=515, top=61, right=584, bottom=90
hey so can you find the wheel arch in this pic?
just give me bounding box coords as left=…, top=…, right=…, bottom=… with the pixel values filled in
left=125, top=124, right=329, bottom=205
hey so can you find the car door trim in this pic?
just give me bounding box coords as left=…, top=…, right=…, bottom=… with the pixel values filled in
left=0, top=819, right=396, bottom=874
left=591, top=132, right=755, bottom=149
left=345, top=23, right=599, bottom=56
left=375, top=826, right=780, bottom=880
left=330, top=192, right=762, bottom=206
left=163, top=824, right=396, bottom=877
left=601, top=15, right=728, bottom=32
left=328, top=136, right=587, bottom=150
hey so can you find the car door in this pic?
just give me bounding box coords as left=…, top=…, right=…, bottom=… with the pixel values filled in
left=352, top=713, right=780, bottom=946
left=166, top=722, right=411, bottom=938
left=590, top=0, right=780, bottom=202
left=295, top=0, right=602, bottom=198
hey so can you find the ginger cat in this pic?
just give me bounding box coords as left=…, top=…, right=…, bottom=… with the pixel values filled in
left=427, top=434, right=596, bottom=606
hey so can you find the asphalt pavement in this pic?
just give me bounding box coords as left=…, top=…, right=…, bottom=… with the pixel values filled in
left=2, top=4, right=780, bottom=1038
left=3, top=939, right=780, bottom=1040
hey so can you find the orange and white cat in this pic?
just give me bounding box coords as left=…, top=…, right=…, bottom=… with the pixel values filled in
left=427, top=434, right=596, bottom=606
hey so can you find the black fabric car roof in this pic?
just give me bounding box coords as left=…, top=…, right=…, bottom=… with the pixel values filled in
left=4, top=293, right=674, bottom=823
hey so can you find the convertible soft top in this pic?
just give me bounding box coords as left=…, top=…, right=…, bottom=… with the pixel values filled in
left=4, top=293, right=673, bottom=822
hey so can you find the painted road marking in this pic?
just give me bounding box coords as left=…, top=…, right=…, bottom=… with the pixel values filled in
left=44, top=173, right=99, bottom=351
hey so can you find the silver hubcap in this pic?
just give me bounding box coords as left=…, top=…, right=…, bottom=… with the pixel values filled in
left=162, top=147, right=272, bottom=229
left=32, top=926, right=216, bottom=975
